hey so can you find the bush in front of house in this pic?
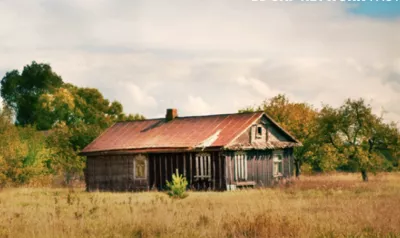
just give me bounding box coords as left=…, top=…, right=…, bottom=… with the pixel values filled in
left=166, top=169, right=188, bottom=199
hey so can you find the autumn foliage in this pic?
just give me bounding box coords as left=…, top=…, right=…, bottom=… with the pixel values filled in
left=240, top=95, right=400, bottom=181
left=0, top=61, right=399, bottom=187
left=0, top=62, right=145, bottom=187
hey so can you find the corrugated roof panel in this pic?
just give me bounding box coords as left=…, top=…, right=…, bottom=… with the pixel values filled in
left=81, top=112, right=264, bottom=153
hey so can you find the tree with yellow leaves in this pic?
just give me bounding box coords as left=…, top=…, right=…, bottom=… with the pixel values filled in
left=240, top=94, right=319, bottom=177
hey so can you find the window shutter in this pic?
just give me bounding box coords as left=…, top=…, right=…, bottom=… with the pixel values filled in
left=234, top=152, right=248, bottom=181
left=195, top=153, right=211, bottom=180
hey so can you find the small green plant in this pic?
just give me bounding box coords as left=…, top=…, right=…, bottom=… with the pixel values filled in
left=166, top=169, right=188, bottom=199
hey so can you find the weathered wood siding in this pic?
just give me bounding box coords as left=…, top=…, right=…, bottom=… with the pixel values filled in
left=86, top=149, right=293, bottom=191
left=86, top=151, right=226, bottom=191
left=86, top=155, right=148, bottom=191
left=225, top=149, right=294, bottom=188
left=148, top=151, right=225, bottom=191
left=283, top=148, right=294, bottom=177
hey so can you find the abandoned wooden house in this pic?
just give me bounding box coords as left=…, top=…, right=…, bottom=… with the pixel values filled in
left=80, top=109, right=301, bottom=191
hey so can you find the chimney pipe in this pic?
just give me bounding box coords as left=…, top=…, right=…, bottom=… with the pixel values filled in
left=166, top=108, right=178, bottom=121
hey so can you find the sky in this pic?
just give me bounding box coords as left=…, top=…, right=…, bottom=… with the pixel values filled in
left=0, top=0, right=400, bottom=122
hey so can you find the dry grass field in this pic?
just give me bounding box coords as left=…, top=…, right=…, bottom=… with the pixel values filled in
left=0, top=173, right=400, bottom=238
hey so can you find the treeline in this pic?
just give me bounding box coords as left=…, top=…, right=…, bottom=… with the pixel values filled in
left=240, top=95, right=400, bottom=181
left=0, top=61, right=144, bottom=187
left=1, top=62, right=399, bottom=187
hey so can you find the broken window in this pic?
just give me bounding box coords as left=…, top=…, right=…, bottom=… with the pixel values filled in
left=195, top=153, right=211, bottom=180
left=234, top=152, right=247, bottom=181
left=134, top=155, right=147, bottom=179
left=273, top=151, right=283, bottom=177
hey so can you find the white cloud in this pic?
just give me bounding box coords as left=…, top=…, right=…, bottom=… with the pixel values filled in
left=118, top=82, right=158, bottom=113
left=182, top=96, right=212, bottom=116
left=236, top=77, right=283, bottom=98
left=0, top=0, right=399, bottom=124
left=125, top=83, right=157, bottom=107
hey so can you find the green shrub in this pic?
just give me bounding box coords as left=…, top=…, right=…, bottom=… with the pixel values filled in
left=166, top=169, right=188, bottom=199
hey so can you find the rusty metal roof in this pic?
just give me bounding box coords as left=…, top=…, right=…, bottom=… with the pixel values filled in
left=81, top=112, right=265, bottom=154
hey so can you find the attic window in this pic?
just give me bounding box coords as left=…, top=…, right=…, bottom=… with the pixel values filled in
left=256, top=125, right=263, bottom=138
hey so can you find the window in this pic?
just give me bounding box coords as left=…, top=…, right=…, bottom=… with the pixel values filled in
left=252, top=124, right=265, bottom=140
left=195, top=153, right=211, bottom=180
left=134, top=155, right=147, bottom=179
left=234, top=152, right=247, bottom=181
left=273, top=151, right=283, bottom=177
left=257, top=125, right=263, bottom=138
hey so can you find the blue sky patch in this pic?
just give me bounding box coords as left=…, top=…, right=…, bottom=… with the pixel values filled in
left=348, top=2, right=400, bottom=18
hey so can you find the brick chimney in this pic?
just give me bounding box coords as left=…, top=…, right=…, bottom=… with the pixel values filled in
left=166, top=108, right=178, bottom=121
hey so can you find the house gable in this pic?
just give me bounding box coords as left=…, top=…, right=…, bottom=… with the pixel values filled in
left=225, top=114, right=300, bottom=150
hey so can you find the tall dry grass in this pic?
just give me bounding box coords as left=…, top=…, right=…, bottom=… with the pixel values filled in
left=0, top=173, right=400, bottom=238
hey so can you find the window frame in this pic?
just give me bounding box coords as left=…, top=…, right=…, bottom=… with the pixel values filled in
left=134, top=154, right=147, bottom=180
left=256, top=125, right=263, bottom=139
left=272, top=150, right=283, bottom=177
left=234, top=152, right=248, bottom=181
left=194, top=153, right=211, bottom=180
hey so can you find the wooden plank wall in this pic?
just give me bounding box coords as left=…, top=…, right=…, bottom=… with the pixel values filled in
left=226, top=149, right=294, bottom=188
left=226, top=150, right=273, bottom=187
left=148, top=151, right=225, bottom=191
left=86, top=155, right=148, bottom=192
left=86, top=149, right=293, bottom=192
left=283, top=148, right=294, bottom=178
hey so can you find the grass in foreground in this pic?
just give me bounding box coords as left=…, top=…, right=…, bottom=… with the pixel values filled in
left=0, top=173, right=400, bottom=238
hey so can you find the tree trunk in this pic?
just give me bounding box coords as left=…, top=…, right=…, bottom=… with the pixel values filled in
left=64, top=172, right=72, bottom=186
left=294, top=160, right=301, bottom=178
left=361, top=169, right=368, bottom=182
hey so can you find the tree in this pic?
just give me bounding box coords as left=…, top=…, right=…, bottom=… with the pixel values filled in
left=1, top=61, right=64, bottom=126
left=36, top=84, right=145, bottom=183
left=36, top=83, right=144, bottom=129
left=45, top=122, right=86, bottom=184
left=0, top=106, right=50, bottom=187
left=36, top=87, right=76, bottom=130
left=36, top=84, right=115, bottom=130
left=36, top=83, right=145, bottom=151
left=317, top=99, right=399, bottom=181
left=1, top=62, right=143, bottom=131
left=0, top=61, right=147, bottom=185
left=118, top=113, right=146, bottom=121
left=240, top=94, right=319, bottom=177
left=166, top=169, right=188, bottom=199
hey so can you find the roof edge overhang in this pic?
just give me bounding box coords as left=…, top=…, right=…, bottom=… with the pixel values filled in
left=224, top=142, right=302, bottom=151
left=80, top=142, right=303, bottom=157
left=79, top=146, right=225, bottom=156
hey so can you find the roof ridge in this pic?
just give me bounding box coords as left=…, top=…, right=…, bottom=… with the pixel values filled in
left=177, top=111, right=263, bottom=119
left=116, top=118, right=163, bottom=123
left=116, top=111, right=263, bottom=123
